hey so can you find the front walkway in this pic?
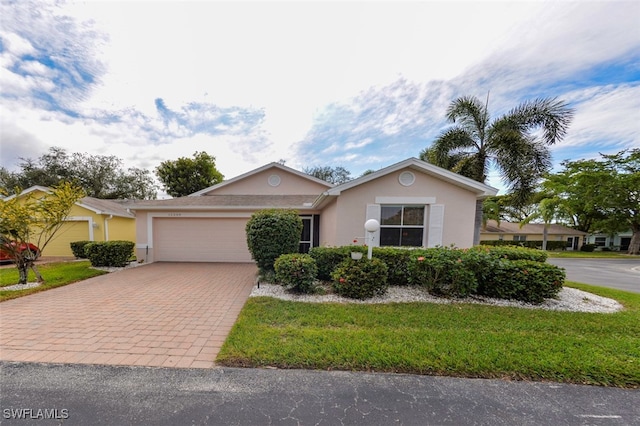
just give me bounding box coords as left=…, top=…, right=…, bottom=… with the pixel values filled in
left=0, top=262, right=257, bottom=369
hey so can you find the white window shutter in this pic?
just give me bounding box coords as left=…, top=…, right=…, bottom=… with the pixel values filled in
left=365, top=204, right=381, bottom=247
left=427, top=204, right=444, bottom=247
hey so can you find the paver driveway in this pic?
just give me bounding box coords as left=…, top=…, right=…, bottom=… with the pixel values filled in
left=0, top=262, right=257, bottom=369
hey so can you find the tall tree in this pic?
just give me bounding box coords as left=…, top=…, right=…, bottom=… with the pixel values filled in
left=0, top=147, right=157, bottom=199
left=0, top=182, right=85, bottom=284
left=303, top=166, right=351, bottom=184
left=543, top=149, right=640, bottom=255
left=155, top=151, right=224, bottom=197
left=519, top=197, right=564, bottom=251
left=421, top=95, right=574, bottom=245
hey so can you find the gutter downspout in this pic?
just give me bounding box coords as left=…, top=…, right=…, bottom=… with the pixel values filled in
left=104, top=215, right=113, bottom=241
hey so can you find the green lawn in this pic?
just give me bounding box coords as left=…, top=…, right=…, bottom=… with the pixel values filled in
left=0, top=261, right=107, bottom=302
left=217, top=281, right=640, bottom=388
left=546, top=251, right=638, bottom=258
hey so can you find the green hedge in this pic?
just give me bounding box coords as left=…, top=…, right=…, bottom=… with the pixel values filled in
left=274, top=253, right=318, bottom=294
left=84, top=241, right=135, bottom=267
left=308, top=246, right=353, bottom=281
left=479, top=240, right=568, bottom=251
left=408, top=249, right=477, bottom=297
left=476, top=259, right=565, bottom=304
left=70, top=241, right=92, bottom=258
left=245, top=209, right=303, bottom=272
left=331, top=258, right=389, bottom=300
left=308, top=245, right=564, bottom=303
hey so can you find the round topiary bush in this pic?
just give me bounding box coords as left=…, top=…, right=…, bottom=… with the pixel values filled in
left=331, top=257, right=389, bottom=300
left=274, top=253, right=318, bottom=294
left=245, top=209, right=303, bottom=272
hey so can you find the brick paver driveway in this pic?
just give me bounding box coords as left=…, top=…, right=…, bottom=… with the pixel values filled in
left=0, top=262, right=257, bottom=369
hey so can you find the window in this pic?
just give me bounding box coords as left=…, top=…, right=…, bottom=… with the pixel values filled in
left=380, top=205, right=424, bottom=247
left=513, top=235, right=527, bottom=242
left=594, top=237, right=606, bottom=247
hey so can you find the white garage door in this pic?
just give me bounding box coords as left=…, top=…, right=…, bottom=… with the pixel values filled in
left=153, top=217, right=252, bottom=262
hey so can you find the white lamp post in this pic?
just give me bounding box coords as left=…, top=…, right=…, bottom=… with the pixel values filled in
left=364, top=219, right=380, bottom=259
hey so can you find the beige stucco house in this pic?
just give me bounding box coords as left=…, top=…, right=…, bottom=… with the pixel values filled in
left=127, top=158, right=498, bottom=263
left=3, top=186, right=136, bottom=257
left=481, top=220, right=588, bottom=250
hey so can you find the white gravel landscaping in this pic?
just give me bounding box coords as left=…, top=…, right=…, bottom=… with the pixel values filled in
left=251, top=283, right=624, bottom=313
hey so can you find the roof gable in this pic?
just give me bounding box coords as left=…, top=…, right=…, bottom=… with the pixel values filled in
left=313, top=158, right=498, bottom=208
left=189, top=162, right=333, bottom=196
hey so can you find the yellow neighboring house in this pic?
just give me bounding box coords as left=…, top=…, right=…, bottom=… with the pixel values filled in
left=4, top=186, right=136, bottom=257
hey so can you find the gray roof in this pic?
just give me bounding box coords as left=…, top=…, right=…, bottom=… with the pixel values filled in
left=79, top=197, right=135, bottom=218
left=482, top=221, right=587, bottom=235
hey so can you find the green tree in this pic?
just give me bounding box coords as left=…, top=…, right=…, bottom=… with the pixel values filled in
left=0, top=147, right=157, bottom=199
left=520, top=197, right=564, bottom=251
left=0, top=182, right=85, bottom=283
left=543, top=149, right=640, bottom=254
left=421, top=95, right=574, bottom=245
left=155, top=151, right=224, bottom=197
left=303, top=166, right=351, bottom=184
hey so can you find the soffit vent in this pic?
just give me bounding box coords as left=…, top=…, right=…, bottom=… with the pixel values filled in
left=399, top=171, right=415, bottom=186
left=268, top=174, right=281, bottom=187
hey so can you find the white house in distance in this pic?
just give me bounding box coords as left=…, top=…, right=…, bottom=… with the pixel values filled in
left=127, top=158, right=498, bottom=263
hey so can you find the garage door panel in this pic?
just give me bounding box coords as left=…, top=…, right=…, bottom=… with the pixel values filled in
left=154, top=218, right=252, bottom=262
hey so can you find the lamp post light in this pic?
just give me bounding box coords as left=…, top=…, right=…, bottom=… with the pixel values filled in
left=364, top=219, right=380, bottom=259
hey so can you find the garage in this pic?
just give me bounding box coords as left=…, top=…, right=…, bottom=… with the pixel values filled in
left=153, top=217, right=252, bottom=262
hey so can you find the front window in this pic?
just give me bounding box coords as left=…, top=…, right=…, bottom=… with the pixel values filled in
left=380, top=205, right=424, bottom=247
left=513, top=235, right=526, bottom=242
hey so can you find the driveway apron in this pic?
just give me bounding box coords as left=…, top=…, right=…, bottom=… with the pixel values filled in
left=0, top=262, right=257, bottom=369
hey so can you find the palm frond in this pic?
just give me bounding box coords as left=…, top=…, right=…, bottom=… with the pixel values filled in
left=446, top=96, right=490, bottom=144
left=506, top=97, right=574, bottom=145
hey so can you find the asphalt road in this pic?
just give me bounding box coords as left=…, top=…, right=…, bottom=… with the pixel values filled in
left=1, top=362, right=638, bottom=426
left=547, top=258, right=640, bottom=293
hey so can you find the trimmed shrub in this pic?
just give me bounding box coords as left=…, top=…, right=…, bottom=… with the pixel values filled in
left=408, top=248, right=478, bottom=297
left=471, top=245, right=548, bottom=262
left=477, top=259, right=565, bottom=304
left=245, top=209, right=303, bottom=272
left=309, top=246, right=352, bottom=281
left=274, top=253, right=318, bottom=294
left=331, top=258, right=389, bottom=299
left=371, top=247, right=412, bottom=286
left=479, top=240, right=568, bottom=251
left=580, top=244, right=597, bottom=252
left=84, top=241, right=135, bottom=267
left=70, top=240, right=91, bottom=258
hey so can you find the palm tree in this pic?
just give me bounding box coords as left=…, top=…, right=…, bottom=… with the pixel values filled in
left=421, top=95, right=573, bottom=245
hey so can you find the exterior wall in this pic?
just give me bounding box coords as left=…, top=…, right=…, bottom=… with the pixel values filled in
left=102, top=215, right=136, bottom=242
left=205, top=168, right=330, bottom=195
left=318, top=198, right=338, bottom=246
left=332, top=168, right=477, bottom=248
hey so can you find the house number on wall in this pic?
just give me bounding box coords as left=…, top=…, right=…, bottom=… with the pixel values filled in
left=167, top=213, right=182, bottom=217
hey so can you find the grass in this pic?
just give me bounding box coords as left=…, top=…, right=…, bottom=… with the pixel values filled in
left=546, top=251, right=638, bottom=258
left=0, top=261, right=107, bottom=302
left=217, top=281, right=640, bottom=388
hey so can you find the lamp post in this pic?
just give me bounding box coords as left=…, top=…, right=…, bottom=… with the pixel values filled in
left=364, top=219, right=380, bottom=259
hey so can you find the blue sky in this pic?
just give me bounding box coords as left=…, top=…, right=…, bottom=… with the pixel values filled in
left=1, top=0, right=639, bottom=196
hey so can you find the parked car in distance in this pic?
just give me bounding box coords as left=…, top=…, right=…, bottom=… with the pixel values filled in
left=0, top=239, right=40, bottom=263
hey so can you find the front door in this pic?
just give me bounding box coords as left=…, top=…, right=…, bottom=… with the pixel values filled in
left=567, top=236, right=579, bottom=251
